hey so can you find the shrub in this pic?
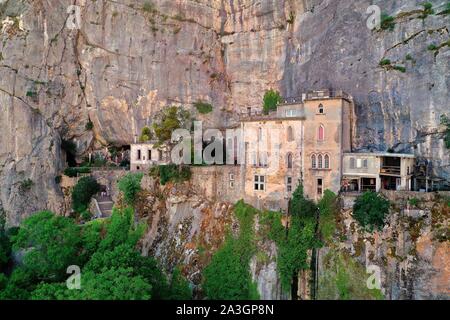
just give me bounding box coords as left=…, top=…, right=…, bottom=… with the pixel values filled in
left=139, top=126, right=152, bottom=142
left=262, top=89, right=282, bottom=115
left=63, top=167, right=91, bottom=177
left=379, top=59, right=391, bottom=66
left=150, top=164, right=191, bottom=185
left=142, top=1, right=156, bottom=13
left=72, top=177, right=100, bottom=213
left=353, top=192, right=390, bottom=232
left=380, top=13, right=395, bottom=31
left=118, top=173, right=144, bottom=206
left=405, top=54, right=413, bottom=60
left=152, top=106, right=191, bottom=147
left=420, top=2, right=434, bottom=18
left=318, top=190, right=339, bottom=243
left=85, top=120, right=94, bottom=131
left=393, top=65, right=406, bottom=73
left=19, top=179, right=34, bottom=192
left=203, top=201, right=259, bottom=300
left=428, top=44, right=438, bottom=51
left=409, top=198, right=420, bottom=207
left=194, top=101, right=213, bottom=114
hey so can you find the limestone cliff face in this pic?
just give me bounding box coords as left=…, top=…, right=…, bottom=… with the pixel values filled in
left=319, top=191, right=449, bottom=300
left=0, top=1, right=449, bottom=220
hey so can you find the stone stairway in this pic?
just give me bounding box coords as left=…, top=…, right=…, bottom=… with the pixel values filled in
left=95, top=195, right=114, bottom=217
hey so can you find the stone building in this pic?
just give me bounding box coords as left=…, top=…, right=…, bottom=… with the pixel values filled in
left=342, top=153, right=415, bottom=192
left=237, top=89, right=355, bottom=210
left=130, top=141, right=169, bottom=171
left=129, top=89, right=416, bottom=212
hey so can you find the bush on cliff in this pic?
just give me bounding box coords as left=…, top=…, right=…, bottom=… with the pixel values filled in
left=203, top=201, right=259, bottom=300
left=262, top=89, right=282, bottom=115
left=0, top=208, right=189, bottom=300
left=149, top=164, right=191, bottom=185
left=118, top=173, right=144, bottom=206
left=353, top=192, right=390, bottom=232
left=72, top=176, right=101, bottom=213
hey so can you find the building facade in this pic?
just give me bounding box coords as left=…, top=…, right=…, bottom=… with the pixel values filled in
left=129, top=89, right=416, bottom=212
left=130, top=142, right=169, bottom=171
left=342, top=153, right=415, bottom=192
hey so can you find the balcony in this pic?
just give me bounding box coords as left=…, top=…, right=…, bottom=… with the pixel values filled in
left=380, top=166, right=401, bottom=176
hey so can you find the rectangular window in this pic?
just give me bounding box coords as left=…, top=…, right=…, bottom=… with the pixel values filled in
left=229, top=173, right=235, bottom=181
left=137, top=149, right=141, bottom=160
left=356, top=159, right=362, bottom=169
left=229, top=181, right=235, bottom=189
left=363, top=159, right=368, bottom=169
left=317, top=178, right=323, bottom=196
left=148, top=150, right=152, bottom=161
left=254, top=175, right=265, bottom=191
left=286, top=176, right=292, bottom=193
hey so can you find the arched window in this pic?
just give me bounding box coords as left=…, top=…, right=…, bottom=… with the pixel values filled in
left=318, top=125, right=325, bottom=141
left=318, top=154, right=323, bottom=169
left=287, top=126, right=294, bottom=142
left=287, top=153, right=293, bottom=169
left=324, top=154, right=330, bottom=169
left=311, top=155, right=317, bottom=169
left=318, top=104, right=324, bottom=114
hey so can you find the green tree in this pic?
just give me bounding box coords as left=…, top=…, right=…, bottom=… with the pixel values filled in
left=117, top=173, right=144, bottom=206
left=318, top=190, right=338, bottom=243
left=32, top=267, right=152, bottom=300
left=261, top=186, right=321, bottom=292
left=152, top=106, right=191, bottom=148
left=71, top=176, right=100, bottom=213
left=194, top=101, right=213, bottom=114
left=353, top=192, right=390, bottom=232
left=203, top=201, right=259, bottom=300
left=139, top=126, right=152, bottom=142
left=262, top=89, right=282, bottom=115
left=12, top=211, right=82, bottom=281
left=167, top=266, right=192, bottom=300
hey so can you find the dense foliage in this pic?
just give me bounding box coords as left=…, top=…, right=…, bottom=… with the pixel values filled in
left=262, top=89, right=282, bottom=115
left=353, top=192, right=390, bottom=232
left=203, top=201, right=259, bottom=300
left=117, top=173, right=144, bottom=206
left=149, top=164, right=191, bottom=185
left=139, top=126, right=152, bottom=142
left=0, top=207, right=191, bottom=300
left=152, top=106, right=191, bottom=147
left=194, top=101, right=213, bottom=114
left=63, top=167, right=91, bottom=177
left=318, top=190, right=339, bottom=243
left=260, top=185, right=321, bottom=292
left=71, top=176, right=101, bottom=213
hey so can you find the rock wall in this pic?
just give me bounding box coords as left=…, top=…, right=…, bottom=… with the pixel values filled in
left=0, top=1, right=449, bottom=226
left=320, top=192, right=449, bottom=300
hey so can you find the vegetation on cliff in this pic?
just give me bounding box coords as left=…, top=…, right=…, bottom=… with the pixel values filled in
left=118, top=173, right=144, bottom=206
left=0, top=208, right=191, bottom=300
left=262, top=89, right=282, bottom=115
left=353, top=192, right=390, bottom=232
left=149, top=164, right=192, bottom=185
left=260, top=186, right=321, bottom=292
left=71, top=177, right=101, bottom=214
left=203, top=201, right=259, bottom=300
